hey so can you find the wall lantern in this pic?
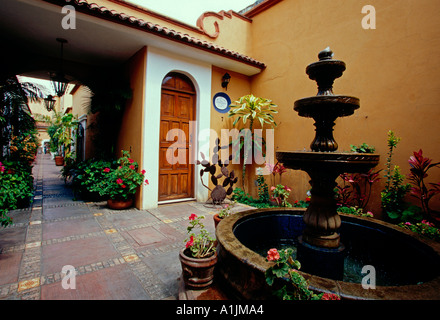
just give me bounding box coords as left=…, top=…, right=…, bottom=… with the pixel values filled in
left=44, top=95, right=56, bottom=111
left=50, top=38, right=69, bottom=97
left=221, top=73, right=231, bottom=90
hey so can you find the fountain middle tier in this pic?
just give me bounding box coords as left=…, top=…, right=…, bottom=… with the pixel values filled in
left=294, top=95, right=360, bottom=152
left=276, top=150, right=379, bottom=248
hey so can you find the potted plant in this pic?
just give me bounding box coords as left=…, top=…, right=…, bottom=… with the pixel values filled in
left=91, top=150, right=148, bottom=209
left=213, top=201, right=236, bottom=228
left=179, top=213, right=217, bottom=289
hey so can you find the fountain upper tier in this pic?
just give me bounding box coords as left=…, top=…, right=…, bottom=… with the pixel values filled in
left=293, top=47, right=361, bottom=152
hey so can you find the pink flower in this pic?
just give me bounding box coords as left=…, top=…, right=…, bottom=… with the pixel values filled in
left=144, top=179, right=149, bottom=185
left=267, top=248, right=280, bottom=261
left=405, top=222, right=412, bottom=226
left=270, top=186, right=276, bottom=191
left=121, top=184, right=126, bottom=188
left=189, top=214, right=197, bottom=221
left=186, top=236, right=194, bottom=248
left=116, top=178, right=123, bottom=184
left=141, top=169, right=146, bottom=175
left=129, top=165, right=135, bottom=170
left=103, top=167, right=110, bottom=173
left=128, top=158, right=134, bottom=164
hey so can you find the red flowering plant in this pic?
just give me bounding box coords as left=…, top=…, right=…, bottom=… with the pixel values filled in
left=92, top=150, right=148, bottom=200
left=184, top=214, right=216, bottom=258
left=335, top=169, right=381, bottom=210
left=407, top=149, right=440, bottom=219
left=271, top=184, right=292, bottom=207
left=265, top=248, right=340, bottom=300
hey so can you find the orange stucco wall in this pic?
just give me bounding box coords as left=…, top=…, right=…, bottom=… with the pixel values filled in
left=246, top=0, right=440, bottom=214
left=117, top=46, right=147, bottom=208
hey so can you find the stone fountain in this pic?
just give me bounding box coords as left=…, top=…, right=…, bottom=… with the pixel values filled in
left=275, top=48, right=379, bottom=279
left=215, top=49, right=440, bottom=300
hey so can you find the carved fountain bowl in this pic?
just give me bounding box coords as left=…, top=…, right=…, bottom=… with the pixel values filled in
left=294, top=95, right=360, bottom=118
left=215, top=208, right=440, bottom=300
left=276, top=151, right=380, bottom=174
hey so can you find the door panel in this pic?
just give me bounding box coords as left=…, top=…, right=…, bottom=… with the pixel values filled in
left=158, top=74, right=195, bottom=202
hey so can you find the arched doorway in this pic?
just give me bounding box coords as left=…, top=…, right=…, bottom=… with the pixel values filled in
left=158, top=72, right=196, bottom=202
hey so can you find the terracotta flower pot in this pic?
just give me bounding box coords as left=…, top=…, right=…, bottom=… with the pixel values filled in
left=213, top=213, right=222, bottom=228
left=107, top=198, right=133, bottom=210
left=179, top=248, right=217, bottom=290
left=54, top=156, right=64, bottom=166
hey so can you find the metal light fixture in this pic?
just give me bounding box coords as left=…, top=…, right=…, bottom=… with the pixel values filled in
left=51, top=38, right=69, bottom=97
left=221, top=73, right=231, bottom=90
left=44, top=95, right=56, bottom=111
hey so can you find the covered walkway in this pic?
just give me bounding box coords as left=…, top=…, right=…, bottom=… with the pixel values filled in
left=0, top=152, right=246, bottom=300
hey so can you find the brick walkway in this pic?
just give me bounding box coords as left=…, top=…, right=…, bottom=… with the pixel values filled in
left=0, top=152, right=246, bottom=300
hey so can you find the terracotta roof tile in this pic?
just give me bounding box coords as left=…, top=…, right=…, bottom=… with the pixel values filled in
left=44, top=0, right=266, bottom=69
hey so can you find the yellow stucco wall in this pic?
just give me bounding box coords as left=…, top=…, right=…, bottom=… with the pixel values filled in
left=247, top=0, right=440, bottom=213
left=209, top=66, right=254, bottom=193
left=117, top=46, right=147, bottom=208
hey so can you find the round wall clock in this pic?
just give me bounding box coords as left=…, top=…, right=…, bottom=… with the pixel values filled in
left=212, top=92, right=231, bottom=113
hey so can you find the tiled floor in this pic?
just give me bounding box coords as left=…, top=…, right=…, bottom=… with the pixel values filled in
left=0, top=152, right=249, bottom=300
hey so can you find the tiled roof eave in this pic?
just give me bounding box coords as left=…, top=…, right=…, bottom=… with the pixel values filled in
left=43, top=0, right=266, bottom=70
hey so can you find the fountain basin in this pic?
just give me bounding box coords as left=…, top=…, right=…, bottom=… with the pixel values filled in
left=276, top=151, right=379, bottom=173
left=216, top=208, right=440, bottom=300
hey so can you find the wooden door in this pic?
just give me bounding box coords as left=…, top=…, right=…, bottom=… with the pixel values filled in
left=158, top=73, right=195, bottom=201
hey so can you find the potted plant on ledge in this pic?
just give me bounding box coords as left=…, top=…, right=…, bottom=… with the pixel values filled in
left=179, top=214, right=217, bottom=289
left=92, top=150, right=148, bottom=210
left=213, top=201, right=236, bottom=228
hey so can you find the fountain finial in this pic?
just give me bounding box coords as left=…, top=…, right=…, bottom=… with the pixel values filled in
left=318, top=47, right=334, bottom=60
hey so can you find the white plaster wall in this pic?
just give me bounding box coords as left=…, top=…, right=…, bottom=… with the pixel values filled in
left=142, top=46, right=212, bottom=209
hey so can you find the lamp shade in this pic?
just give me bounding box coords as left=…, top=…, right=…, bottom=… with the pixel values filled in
left=51, top=72, right=69, bottom=97
left=221, top=73, right=231, bottom=90
left=44, top=95, right=56, bottom=111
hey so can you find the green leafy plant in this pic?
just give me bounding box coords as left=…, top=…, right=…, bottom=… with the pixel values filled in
left=71, top=159, right=115, bottom=200
left=232, top=187, right=274, bottom=208
left=228, top=94, right=278, bottom=191
left=256, top=172, right=270, bottom=204
left=381, top=131, right=412, bottom=222
left=91, top=151, right=148, bottom=200
left=184, top=214, right=216, bottom=258
left=350, top=143, right=376, bottom=153
left=399, top=220, right=440, bottom=242
left=265, top=248, right=340, bottom=300
left=337, top=206, right=374, bottom=218
left=217, top=201, right=236, bottom=218
left=0, top=160, right=34, bottom=227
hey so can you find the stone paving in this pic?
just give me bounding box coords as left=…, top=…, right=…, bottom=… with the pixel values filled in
left=0, top=153, right=248, bottom=300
